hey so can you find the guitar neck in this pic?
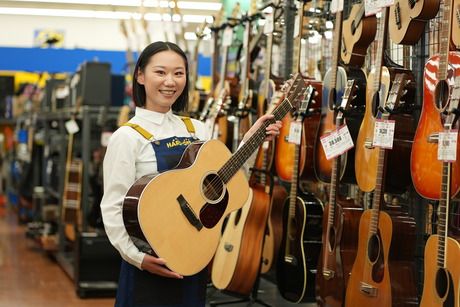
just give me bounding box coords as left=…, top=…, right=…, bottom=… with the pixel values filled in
left=437, top=160, right=452, bottom=268
left=329, top=10, right=343, bottom=90
left=327, top=115, right=343, bottom=228
left=438, top=0, right=454, bottom=79
left=372, top=7, right=389, bottom=90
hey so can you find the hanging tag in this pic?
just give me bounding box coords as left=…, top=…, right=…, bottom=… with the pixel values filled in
left=65, top=119, right=79, bottom=135
left=373, top=119, right=395, bottom=149
left=320, top=124, right=354, bottom=160
left=288, top=122, right=302, bottom=145
left=364, top=0, right=382, bottom=16
left=101, top=131, right=113, bottom=147
left=222, top=27, right=233, bottom=47
left=262, top=141, right=270, bottom=149
left=331, top=0, right=344, bottom=13
left=264, top=12, right=274, bottom=34
left=438, top=130, right=458, bottom=162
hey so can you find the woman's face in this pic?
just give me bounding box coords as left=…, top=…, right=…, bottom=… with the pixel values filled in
left=137, top=50, right=186, bottom=113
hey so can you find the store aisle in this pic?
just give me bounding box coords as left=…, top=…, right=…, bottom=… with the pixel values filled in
left=0, top=209, right=115, bottom=307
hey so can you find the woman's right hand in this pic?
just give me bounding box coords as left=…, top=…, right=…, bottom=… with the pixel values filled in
left=141, top=254, right=184, bottom=279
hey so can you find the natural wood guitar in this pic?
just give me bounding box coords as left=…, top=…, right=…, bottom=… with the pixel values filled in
left=354, top=7, right=415, bottom=193
left=315, top=80, right=363, bottom=307
left=122, top=74, right=306, bottom=276
left=410, top=0, right=460, bottom=199
left=388, top=0, right=440, bottom=44
left=453, top=0, right=460, bottom=49
left=341, top=2, right=377, bottom=67
left=420, top=76, right=460, bottom=307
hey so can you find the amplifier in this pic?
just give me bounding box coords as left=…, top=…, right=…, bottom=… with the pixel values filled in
left=77, top=62, right=111, bottom=106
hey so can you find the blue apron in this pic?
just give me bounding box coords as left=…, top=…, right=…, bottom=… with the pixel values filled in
left=116, top=120, right=207, bottom=307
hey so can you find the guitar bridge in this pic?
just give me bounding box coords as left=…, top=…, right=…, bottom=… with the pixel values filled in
left=427, top=133, right=439, bottom=143
left=364, top=139, right=374, bottom=149
left=360, top=282, right=378, bottom=297
left=322, top=269, right=335, bottom=280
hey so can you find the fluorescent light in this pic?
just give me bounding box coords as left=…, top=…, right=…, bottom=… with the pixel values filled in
left=0, top=7, right=212, bottom=22
left=8, top=0, right=222, bottom=11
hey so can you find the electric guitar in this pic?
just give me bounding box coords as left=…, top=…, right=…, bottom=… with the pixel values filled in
left=388, top=0, right=440, bottom=44
left=341, top=1, right=377, bottom=67
left=315, top=80, right=363, bottom=307
left=421, top=76, right=460, bottom=307
left=122, top=74, right=306, bottom=276
left=276, top=85, right=324, bottom=303
left=411, top=0, right=460, bottom=199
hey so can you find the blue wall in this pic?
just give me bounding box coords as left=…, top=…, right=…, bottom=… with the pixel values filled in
left=0, top=46, right=211, bottom=75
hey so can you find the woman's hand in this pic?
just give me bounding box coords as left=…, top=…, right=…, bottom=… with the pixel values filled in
left=242, top=114, right=282, bottom=143
left=141, top=254, right=183, bottom=279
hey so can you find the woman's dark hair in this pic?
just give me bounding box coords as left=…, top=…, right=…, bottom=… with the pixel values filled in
left=132, top=41, right=189, bottom=112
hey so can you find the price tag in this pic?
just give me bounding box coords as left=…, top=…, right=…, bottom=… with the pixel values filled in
left=438, top=130, right=458, bottom=162
left=262, top=141, right=270, bottom=149
left=264, top=12, right=274, bottom=34
left=222, top=27, right=233, bottom=47
left=65, top=119, right=79, bottom=135
left=364, top=0, right=381, bottom=16
left=101, top=131, right=113, bottom=147
left=331, top=0, right=344, bottom=13
left=320, top=124, right=354, bottom=160
left=373, top=119, right=395, bottom=149
left=288, top=122, right=302, bottom=145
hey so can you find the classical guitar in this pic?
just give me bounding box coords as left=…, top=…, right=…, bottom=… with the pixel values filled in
left=420, top=76, right=460, bottom=307
left=276, top=85, right=324, bottom=303
left=123, top=74, right=306, bottom=276
left=274, top=0, right=322, bottom=183
left=345, top=73, right=417, bottom=307
left=411, top=0, right=460, bottom=199
left=313, top=8, right=366, bottom=184
left=354, top=7, right=416, bottom=193
left=315, top=80, right=363, bottom=307
left=388, top=0, right=440, bottom=44
left=341, top=1, right=377, bottom=67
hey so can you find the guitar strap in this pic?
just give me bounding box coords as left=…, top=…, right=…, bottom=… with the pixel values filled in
left=123, top=116, right=196, bottom=140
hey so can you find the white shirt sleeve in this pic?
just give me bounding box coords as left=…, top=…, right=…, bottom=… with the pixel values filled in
left=100, top=127, right=146, bottom=269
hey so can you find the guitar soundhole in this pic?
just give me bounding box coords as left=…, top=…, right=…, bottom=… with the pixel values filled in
left=202, top=173, right=224, bottom=203
left=435, top=268, right=449, bottom=299
left=435, top=80, right=449, bottom=112
left=327, top=227, right=336, bottom=251
left=371, top=92, right=380, bottom=117
left=367, top=234, right=380, bottom=263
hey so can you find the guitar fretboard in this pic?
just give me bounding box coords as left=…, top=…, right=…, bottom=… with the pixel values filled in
left=437, top=160, right=451, bottom=267
left=438, top=0, right=453, bottom=80
left=372, top=7, right=389, bottom=93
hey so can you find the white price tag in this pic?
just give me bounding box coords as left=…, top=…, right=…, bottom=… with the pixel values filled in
left=262, top=141, right=270, bottom=149
left=264, top=12, right=274, bottom=34
left=331, top=0, right=344, bottom=13
left=373, top=119, right=395, bottom=149
left=288, top=122, right=302, bottom=145
left=65, top=119, right=79, bottom=135
left=438, top=130, right=458, bottom=162
left=364, top=0, right=381, bottom=16
left=101, top=131, right=113, bottom=147
left=222, top=27, right=233, bottom=47
left=320, top=124, right=354, bottom=160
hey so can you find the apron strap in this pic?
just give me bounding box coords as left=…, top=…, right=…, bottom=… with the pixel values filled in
left=123, top=118, right=196, bottom=140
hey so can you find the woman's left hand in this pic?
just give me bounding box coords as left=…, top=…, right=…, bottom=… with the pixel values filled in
left=242, top=114, right=282, bottom=143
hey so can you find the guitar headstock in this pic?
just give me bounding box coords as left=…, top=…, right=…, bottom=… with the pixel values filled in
left=228, top=2, right=241, bottom=26
left=338, top=79, right=358, bottom=112
left=284, top=73, right=308, bottom=112
left=195, top=21, right=208, bottom=41
left=120, top=19, right=129, bottom=39
left=297, top=85, right=316, bottom=118
left=384, top=73, right=409, bottom=114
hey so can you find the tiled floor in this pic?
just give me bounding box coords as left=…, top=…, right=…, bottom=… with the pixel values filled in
left=0, top=208, right=316, bottom=306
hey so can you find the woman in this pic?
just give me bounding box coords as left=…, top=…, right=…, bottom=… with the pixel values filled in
left=101, top=41, right=282, bottom=306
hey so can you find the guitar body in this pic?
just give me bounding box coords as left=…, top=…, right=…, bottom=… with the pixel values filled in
left=410, top=52, right=460, bottom=199
left=421, top=235, right=460, bottom=307
left=341, top=4, right=377, bottom=67
left=453, top=0, right=460, bottom=49
left=314, top=67, right=366, bottom=184
left=355, top=66, right=416, bottom=193
left=315, top=198, right=362, bottom=307
left=123, top=140, right=250, bottom=276
left=261, top=182, right=288, bottom=274
left=345, top=210, right=392, bottom=307
left=212, top=184, right=270, bottom=296
left=388, top=0, right=440, bottom=44
left=276, top=192, right=323, bottom=303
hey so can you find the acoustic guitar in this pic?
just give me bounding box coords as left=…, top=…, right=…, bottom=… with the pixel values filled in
left=276, top=85, right=324, bottom=303
left=341, top=1, right=377, bottom=67
left=187, top=22, right=207, bottom=116
left=315, top=80, right=363, bottom=307
left=122, top=74, right=306, bottom=276
left=345, top=73, right=417, bottom=307
left=354, top=7, right=416, bottom=193
left=313, top=8, right=366, bottom=184
left=421, top=77, right=460, bottom=307
left=410, top=0, right=460, bottom=199
left=388, top=0, right=440, bottom=44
